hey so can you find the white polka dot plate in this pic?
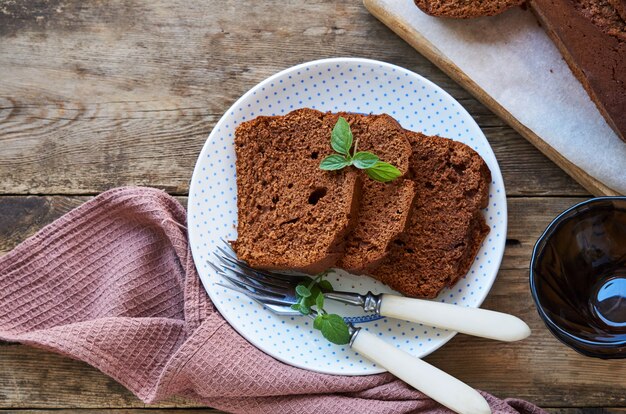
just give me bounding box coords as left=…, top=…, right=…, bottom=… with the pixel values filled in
left=188, top=57, right=507, bottom=375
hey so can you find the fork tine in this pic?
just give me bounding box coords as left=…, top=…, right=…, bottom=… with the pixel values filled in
left=221, top=269, right=292, bottom=297
left=215, top=245, right=264, bottom=273
left=217, top=241, right=237, bottom=259
left=218, top=240, right=309, bottom=283
left=207, top=258, right=293, bottom=297
left=220, top=272, right=271, bottom=295
left=208, top=259, right=238, bottom=279
left=215, top=282, right=296, bottom=307
left=207, top=259, right=226, bottom=275
left=212, top=251, right=303, bottom=289
left=217, top=261, right=294, bottom=290
left=207, top=260, right=294, bottom=297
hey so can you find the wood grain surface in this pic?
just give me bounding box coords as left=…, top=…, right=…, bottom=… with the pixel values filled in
left=0, top=0, right=621, bottom=412
left=0, top=0, right=587, bottom=196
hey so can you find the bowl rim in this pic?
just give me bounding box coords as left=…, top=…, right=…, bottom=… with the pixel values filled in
left=529, top=196, right=626, bottom=356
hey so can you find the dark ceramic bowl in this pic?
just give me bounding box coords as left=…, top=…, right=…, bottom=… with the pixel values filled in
left=530, top=197, right=626, bottom=358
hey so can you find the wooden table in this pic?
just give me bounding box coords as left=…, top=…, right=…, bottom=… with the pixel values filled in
left=0, top=1, right=624, bottom=413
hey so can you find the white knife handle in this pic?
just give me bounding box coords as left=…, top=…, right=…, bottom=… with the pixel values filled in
left=351, top=329, right=491, bottom=414
left=379, top=294, right=531, bottom=342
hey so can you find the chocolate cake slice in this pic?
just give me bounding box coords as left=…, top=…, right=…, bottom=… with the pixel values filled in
left=336, top=113, right=416, bottom=274
left=232, top=108, right=361, bottom=274
left=414, top=0, right=524, bottom=18
left=369, top=132, right=491, bottom=298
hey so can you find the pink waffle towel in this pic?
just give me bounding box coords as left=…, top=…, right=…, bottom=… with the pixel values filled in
left=0, top=187, right=545, bottom=414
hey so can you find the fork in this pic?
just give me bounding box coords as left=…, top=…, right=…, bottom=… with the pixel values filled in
left=210, top=259, right=491, bottom=414
left=213, top=241, right=530, bottom=342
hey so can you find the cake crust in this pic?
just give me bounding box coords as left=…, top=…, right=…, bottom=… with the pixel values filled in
left=336, top=113, right=417, bottom=274
left=232, top=108, right=361, bottom=274
left=369, top=132, right=491, bottom=298
left=530, top=0, right=626, bottom=142
left=414, top=0, right=523, bottom=18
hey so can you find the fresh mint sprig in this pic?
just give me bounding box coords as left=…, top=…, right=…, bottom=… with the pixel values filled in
left=291, top=271, right=351, bottom=345
left=319, top=117, right=402, bottom=183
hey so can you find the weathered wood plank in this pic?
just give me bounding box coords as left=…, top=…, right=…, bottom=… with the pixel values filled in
left=0, top=99, right=587, bottom=195
left=0, top=196, right=90, bottom=254
left=0, top=195, right=587, bottom=271
left=0, top=344, right=200, bottom=408
left=0, top=196, right=180, bottom=254
left=0, top=1, right=469, bottom=102
left=482, top=127, right=587, bottom=197
left=0, top=0, right=587, bottom=196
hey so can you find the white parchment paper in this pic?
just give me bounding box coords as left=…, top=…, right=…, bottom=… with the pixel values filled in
left=372, top=0, right=626, bottom=194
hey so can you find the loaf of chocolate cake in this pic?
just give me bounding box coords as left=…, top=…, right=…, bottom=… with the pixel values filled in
left=413, top=0, right=626, bottom=142
left=530, top=0, right=625, bottom=142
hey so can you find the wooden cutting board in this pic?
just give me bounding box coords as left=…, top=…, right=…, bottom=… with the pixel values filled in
left=364, top=0, right=623, bottom=196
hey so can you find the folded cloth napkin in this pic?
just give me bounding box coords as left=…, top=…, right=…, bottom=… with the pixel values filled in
left=0, top=187, right=545, bottom=414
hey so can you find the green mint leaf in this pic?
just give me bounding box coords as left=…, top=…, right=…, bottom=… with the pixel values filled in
left=318, top=314, right=351, bottom=345
left=318, top=279, right=334, bottom=292
left=313, top=315, right=323, bottom=330
left=303, top=285, right=322, bottom=308
left=320, top=154, right=350, bottom=171
left=295, top=284, right=311, bottom=298
left=365, top=161, right=402, bottom=183
left=291, top=301, right=310, bottom=315
left=331, top=117, right=353, bottom=156
left=315, top=292, right=324, bottom=310
left=352, top=152, right=379, bottom=169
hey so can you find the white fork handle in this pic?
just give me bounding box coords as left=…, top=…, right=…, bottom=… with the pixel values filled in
left=351, top=329, right=491, bottom=414
left=379, top=294, right=531, bottom=342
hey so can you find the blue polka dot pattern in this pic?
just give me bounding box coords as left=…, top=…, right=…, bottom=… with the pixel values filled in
left=188, top=58, right=507, bottom=376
